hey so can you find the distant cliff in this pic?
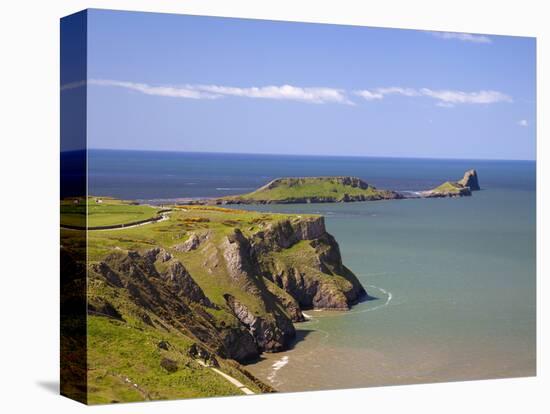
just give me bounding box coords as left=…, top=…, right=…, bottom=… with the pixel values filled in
left=458, top=169, right=481, bottom=191
left=187, top=171, right=481, bottom=204
left=192, top=176, right=403, bottom=205
left=422, top=169, right=481, bottom=198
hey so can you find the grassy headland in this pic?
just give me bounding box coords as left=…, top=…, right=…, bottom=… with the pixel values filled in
left=61, top=200, right=366, bottom=403
left=209, top=176, right=402, bottom=204
left=188, top=171, right=479, bottom=205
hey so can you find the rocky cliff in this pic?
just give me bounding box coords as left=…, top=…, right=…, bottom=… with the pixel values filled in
left=422, top=170, right=481, bottom=198
left=87, top=209, right=367, bottom=366
left=458, top=169, right=481, bottom=191
left=89, top=248, right=261, bottom=362
left=251, top=216, right=366, bottom=310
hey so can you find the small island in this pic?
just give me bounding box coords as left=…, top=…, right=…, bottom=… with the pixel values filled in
left=189, top=170, right=481, bottom=205
left=421, top=169, right=481, bottom=198
left=214, top=176, right=403, bottom=204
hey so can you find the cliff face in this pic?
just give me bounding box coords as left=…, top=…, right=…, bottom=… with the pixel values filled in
left=251, top=217, right=367, bottom=310
left=90, top=249, right=261, bottom=362
left=422, top=170, right=481, bottom=198
left=88, top=212, right=366, bottom=365
left=458, top=169, right=481, bottom=191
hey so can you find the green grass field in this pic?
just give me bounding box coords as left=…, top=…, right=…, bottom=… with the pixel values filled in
left=223, top=177, right=390, bottom=202
left=87, top=316, right=256, bottom=403
left=61, top=197, right=160, bottom=227
left=430, top=181, right=463, bottom=194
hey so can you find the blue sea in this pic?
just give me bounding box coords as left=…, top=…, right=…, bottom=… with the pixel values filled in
left=89, top=149, right=536, bottom=390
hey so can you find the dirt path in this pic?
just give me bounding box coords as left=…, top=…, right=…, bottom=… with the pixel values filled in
left=92, top=211, right=171, bottom=231
left=195, top=360, right=255, bottom=395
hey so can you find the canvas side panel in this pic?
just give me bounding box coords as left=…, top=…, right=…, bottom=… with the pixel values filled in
left=60, top=9, right=88, bottom=405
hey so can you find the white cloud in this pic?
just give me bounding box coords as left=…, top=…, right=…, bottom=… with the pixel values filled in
left=518, top=119, right=529, bottom=127
left=88, top=79, right=220, bottom=99
left=195, top=84, right=353, bottom=104
left=88, top=78, right=512, bottom=108
left=355, top=86, right=512, bottom=106
left=375, top=87, right=421, bottom=97
left=355, top=87, right=419, bottom=100
left=429, top=31, right=492, bottom=44
left=420, top=88, right=513, bottom=104
left=354, top=90, right=384, bottom=100
left=89, top=79, right=352, bottom=105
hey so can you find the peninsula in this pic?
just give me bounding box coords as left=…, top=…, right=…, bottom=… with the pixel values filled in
left=62, top=201, right=367, bottom=402
left=188, top=169, right=481, bottom=205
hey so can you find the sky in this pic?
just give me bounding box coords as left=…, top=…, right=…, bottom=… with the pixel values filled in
left=83, top=9, right=536, bottom=160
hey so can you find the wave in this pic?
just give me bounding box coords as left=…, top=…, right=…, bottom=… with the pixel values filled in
left=267, top=356, right=289, bottom=383
left=306, top=284, right=393, bottom=318
left=349, top=284, right=393, bottom=314
left=399, top=190, right=423, bottom=198
left=265, top=284, right=392, bottom=384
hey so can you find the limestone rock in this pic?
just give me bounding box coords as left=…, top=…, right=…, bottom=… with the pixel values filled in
left=160, top=261, right=213, bottom=307
left=458, top=169, right=481, bottom=191
left=144, top=247, right=172, bottom=263
left=174, top=231, right=210, bottom=252
left=224, top=294, right=295, bottom=353
left=89, top=250, right=260, bottom=362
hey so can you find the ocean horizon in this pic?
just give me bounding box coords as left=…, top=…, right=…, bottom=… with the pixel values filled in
left=87, top=149, right=536, bottom=201
left=87, top=147, right=536, bottom=162
left=86, top=148, right=536, bottom=390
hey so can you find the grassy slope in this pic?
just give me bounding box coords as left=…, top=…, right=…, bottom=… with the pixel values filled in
left=87, top=317, right=246, bottom=404
left=224, top=177, right=386, bottom=202
left=61, top=197, right=160, bottom=227
left=430, top=181, right=463, bottom=194
left=87, top=205, right=315, bottom=313
left=82, top=204, right=320, bottom=402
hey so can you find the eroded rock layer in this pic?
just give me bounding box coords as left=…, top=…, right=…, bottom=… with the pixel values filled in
left=87, top=214, right=367, bottom=364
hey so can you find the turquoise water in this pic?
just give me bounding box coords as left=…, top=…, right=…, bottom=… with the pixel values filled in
left=243, top=188, right=536, bottom=389
left=88, top=150, right=536, bottom=389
